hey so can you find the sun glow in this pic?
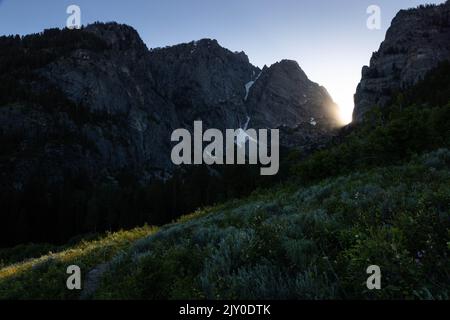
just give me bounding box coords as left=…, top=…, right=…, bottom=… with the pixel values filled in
left=327, top=77, right=357, bottom=126
left=320, top=76, right=357, bottom=126
left=336, top=102, right=354, bottom=126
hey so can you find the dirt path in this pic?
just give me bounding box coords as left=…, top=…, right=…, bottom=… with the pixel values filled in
left=80, top=262, right=110, bottom=300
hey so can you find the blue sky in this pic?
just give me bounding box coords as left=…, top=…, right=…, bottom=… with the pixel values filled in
left=0, top=0, right=446, bottom=123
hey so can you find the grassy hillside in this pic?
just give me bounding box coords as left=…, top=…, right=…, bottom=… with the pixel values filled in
left=0, top=149, right=449, bottom=300
left=0, top=226, right=157, bottom=299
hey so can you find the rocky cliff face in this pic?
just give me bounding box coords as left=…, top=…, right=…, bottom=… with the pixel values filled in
left=353, top=1, right=450, bottom=122
left=148, top=39, right=260, bottom=131
left=246, top=60, right=339, bottom=149
left=0, top=22, right=339, bottom=189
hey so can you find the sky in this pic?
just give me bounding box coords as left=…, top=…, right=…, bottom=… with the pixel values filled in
left=0, top=0, right=446, bottom=124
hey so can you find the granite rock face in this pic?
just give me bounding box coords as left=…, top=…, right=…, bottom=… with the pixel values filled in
left=148, top=39, right=260, bottom=131
left=353, top=1, right=450, bottom=122
left=246, top=60, right=339, bottom=148
left=0, top=22, right=339, bottom=188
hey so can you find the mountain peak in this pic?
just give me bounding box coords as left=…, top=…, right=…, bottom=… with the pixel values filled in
left=150, top=38, right=251, bottom=64
left=192, top=38, right=220, bottom=47
left=268, top=59, right=309, bottom=80
left=85, top=22, right=148, bottom=51
left=245, top=58, right=339, bottom=132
